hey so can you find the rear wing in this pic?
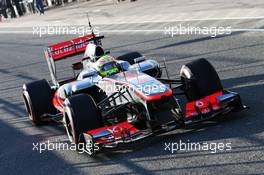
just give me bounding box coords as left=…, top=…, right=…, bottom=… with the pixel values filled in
left=46, top=34, right=104, bottom=61
left=44, top=34, right=104, bottom=86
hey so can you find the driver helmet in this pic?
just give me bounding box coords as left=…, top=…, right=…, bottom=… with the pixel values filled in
left=94, top=55, right=120, bottom=77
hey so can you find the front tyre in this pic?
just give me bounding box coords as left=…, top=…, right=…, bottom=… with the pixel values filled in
left=63, top=94, right=103, bottom=144
left=180, top=58, right=223, bottom=101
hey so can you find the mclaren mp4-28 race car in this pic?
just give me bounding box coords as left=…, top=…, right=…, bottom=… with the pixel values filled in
left=22, top=34, right=246, bottom=155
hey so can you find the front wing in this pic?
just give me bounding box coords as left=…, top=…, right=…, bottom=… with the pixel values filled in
left=81, top=90, right=246, bottom=154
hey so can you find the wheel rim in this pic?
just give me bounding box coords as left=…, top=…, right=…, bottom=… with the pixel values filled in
left=23, top=93, right=33, bottom=120
left=64, top=107, right=74, bottom=142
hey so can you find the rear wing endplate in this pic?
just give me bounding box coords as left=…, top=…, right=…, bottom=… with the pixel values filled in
left=44, top=34, right=104, bottom=86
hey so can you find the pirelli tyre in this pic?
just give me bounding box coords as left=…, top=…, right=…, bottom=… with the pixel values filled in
left=63, top=94, right=103, bottom=144
left=22, top=79, right=56, bottom=125
left=180, top=58, right=223, bottom=101
left=117, top=52, right=143, bottom=65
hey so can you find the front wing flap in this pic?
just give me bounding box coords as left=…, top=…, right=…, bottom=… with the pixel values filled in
left=184, top=90, right=247, bottom=125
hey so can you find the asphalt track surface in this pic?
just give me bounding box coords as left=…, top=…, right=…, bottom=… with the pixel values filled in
left=0, top=21, right=264, bottom=175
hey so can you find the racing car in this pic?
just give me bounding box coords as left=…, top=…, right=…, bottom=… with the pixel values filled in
left=22, top=33, right=246, bottom=155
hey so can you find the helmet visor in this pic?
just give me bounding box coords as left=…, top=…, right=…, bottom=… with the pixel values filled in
left=98, top=62, right=119, bottom=76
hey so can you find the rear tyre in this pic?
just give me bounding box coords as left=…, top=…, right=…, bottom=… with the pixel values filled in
left=117, top=52, right=142, bottom=65
left=180, top=58, right=223, bottom=101
left=22, top=79, right=56, bottom=125
left=63, top=94, right=103, bottom=144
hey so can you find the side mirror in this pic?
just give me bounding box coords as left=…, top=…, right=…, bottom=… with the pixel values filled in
left=134, top=56, right=146, bottom=63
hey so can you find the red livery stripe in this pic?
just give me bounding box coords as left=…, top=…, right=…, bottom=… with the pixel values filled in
left=47, top=34, right=93, bottom=61
left=186, top=91, right=223, bottom=118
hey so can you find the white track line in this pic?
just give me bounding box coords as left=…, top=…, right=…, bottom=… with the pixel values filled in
left=1, top=15, right=264, bottom=28
left=0, top=28, right=264, bottom=34
left=172, top=16, right=264, bottom=22
left=100, top=29, right=264, bottom=33
left=98, top=16, right=264, bottom=24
